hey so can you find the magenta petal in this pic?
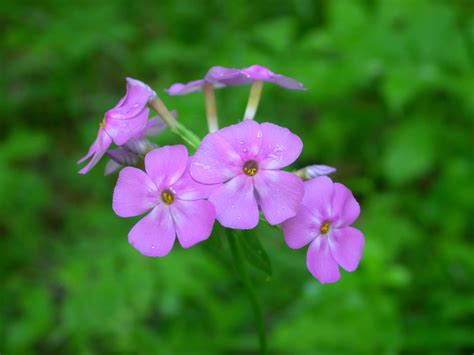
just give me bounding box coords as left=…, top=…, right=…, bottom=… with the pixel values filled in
left=172, top=167, right=219, bottom=200
left=107, top=78, right=155, bottom=120
left=78, top=128, right=113, bottom=174
left=145, top=145, right=188, bottom=189
left=218, top=120, right=262, bottom=161
left=209, top=175, right=259, bottom=229
left=331, top=183, right=361, bottom=227
left=282, top=205, right=321, bottom=249
left=242, top=65, right=306, bottom=90
left=306, top=237, right=340, bottom=284
left=302, top=176, right=335, bottom=221
left=171, top=199, right=215, bottom=248
left=128, top=206, right=176, bottom=257
left=166, top=80, right=206, bottom=95
left=257, top=123, right=303, bottom=169
left=329, top=227, right=365, bottom=272
left=112, top=167, right=158, bottom=217
left=190, top=133, right=242, bottom=184
left=254, top=170, right=304, bottom=225
left=106, top=108, right=149, bottom=146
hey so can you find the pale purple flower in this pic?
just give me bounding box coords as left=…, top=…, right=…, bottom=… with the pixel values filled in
left=166, top=65, right=305, bottom=95
left=190, top=120, right=304, bottom=229
left=282, top=176, right=364, bottom=284
left=78, top=78, right=156, bottom=174
left=295, top=164, right=337, bottom=180
left=103, top=115, right=169, bottom=175
left=113, top=145, right=216, bottom=257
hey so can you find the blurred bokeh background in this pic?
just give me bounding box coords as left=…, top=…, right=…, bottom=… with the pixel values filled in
left=1, top=0, right=473, bottom=353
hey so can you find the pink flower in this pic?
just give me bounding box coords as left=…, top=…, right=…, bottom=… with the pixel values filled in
left=282, top=176, right=365, bottom=284
left=78, top=78, right=156, bottom=174
left=103, top=115, right=169, bottom=175
left=190, top=120, right=304, bottom=229
left=166, top=65, right=305, bottom=95
left=112, top=145, right=216, bottom=257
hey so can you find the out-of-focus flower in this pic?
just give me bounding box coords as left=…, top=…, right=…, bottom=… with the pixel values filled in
left=113, top=145, right=216, bottom=257
left=78, top=78, right=156, bottom=174
left=282, top=176, right=364, bottom=284
left=190, top=120, right=304, bottom=229
left=166, top=65, right=305, bottom=95
left=294, top=164, right=337, bottom=180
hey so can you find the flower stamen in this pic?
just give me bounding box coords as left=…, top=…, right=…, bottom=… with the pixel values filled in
left=243, top=160, right=258, bottom=176
left=320, top=222, right=330, bottom=235
left=161, top=189, right=174, bottom=205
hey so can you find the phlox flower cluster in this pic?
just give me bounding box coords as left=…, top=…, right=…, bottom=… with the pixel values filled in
left=78, top=65, right=365, bottom=283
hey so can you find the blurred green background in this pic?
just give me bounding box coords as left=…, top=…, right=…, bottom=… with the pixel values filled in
left=1, top=0, right=473, bottom=353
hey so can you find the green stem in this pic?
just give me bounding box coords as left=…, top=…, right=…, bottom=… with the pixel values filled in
left=226, top=230, right=267, bottom=354
left=148, top=96, right=201, bottom=149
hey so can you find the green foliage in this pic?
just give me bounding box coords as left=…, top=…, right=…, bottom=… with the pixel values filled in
left=1, top=0, right=473, bottom=353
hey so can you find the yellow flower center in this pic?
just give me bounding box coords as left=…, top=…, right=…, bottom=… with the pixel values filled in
left=320, top=222, right=330, bottom=235
left=243, top=160, right=258, bottom=176
left=161, top=190, right=174, bottom=205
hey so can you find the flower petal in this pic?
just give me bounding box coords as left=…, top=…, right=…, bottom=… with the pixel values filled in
left=282, top=205, right=321, bottom=249
left=171, top=199, right=215, bottom=248
left=254, top=170, right=304, bottom=225
left=306, top=237, right=340, bottom=284
left=112, top=167, right=158, bottom=217
left=331, top=183, right=361, bottom=227
left=128, top=205, right=176, bottom=257
left=302, top=176, right=335, bottom=221
left=172, top=166, right=220, bottom=201
left=329, top=227, right=365, bottom=272
left=218, top=120, right=262, bottom=161
left=105, top=108, right=149, bottom=146
left=107, top=78, right=155, bottom=120
left=104, top=159, right=122, bottom=176
left=166, top=79, right=206, bottom=95
left=145, top=145, right=188, bottom=189
left=190, top=133, right=242, bottom=184
left=242, top=65, right=306, bottom=90
left=209, top=175, right=259, bottom=229
left=257, top=123, right=303, bottom=169
left=78, top=128, right=113, bottom=174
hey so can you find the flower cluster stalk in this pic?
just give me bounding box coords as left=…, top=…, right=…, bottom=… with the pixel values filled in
left=203, top=83, right=219, bottom=132
left=226, top=229, right=267, bottom=355
left=244, top=81, right=263, bottom=120
left=148, top=96, right=201, bottom=148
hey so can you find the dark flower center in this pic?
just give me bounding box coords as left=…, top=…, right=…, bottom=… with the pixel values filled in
left=320, top=222, right=330, bottom=235
left=161, top=189, right=174, bottom=205
left=243, top=160, right=258, bottom=176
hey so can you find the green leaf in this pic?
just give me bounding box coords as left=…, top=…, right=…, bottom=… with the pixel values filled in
left=237, top=230, right=272, bottom=278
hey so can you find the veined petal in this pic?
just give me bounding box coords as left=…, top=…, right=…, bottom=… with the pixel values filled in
left=166, top=80, right=206, bottom=95
left=78, top=128, right=113, bottom=174
left=306, top=237, right=340, bottom=284
left=209, top=175, right=259, bottom=229
left=302, top=176, right=335, bottom=221
left=105, top=108, right=149, bottom=146
left=282, top=205, right=321, bottom=249
left=190, top=133, right=242, bottom=184
left=145, top=145, right=188, bottom=189
left=331, top=183, right=361, bottom=228
left=218, top=120, right=262, bottom=161
left=254, top=170, right=304, bottom=225
left=107, top=78, right=155, bottom=120
left=128, top=205, right=176, bottom=257
left=171, top=199, right=215, bottom=248
left=257, top=122, right=303, bottom=169
left=112, top=167, right=158, bottom=217
left=172, top=166, right=220, bottom=201
left=329, top=227, right=365, bottom=272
